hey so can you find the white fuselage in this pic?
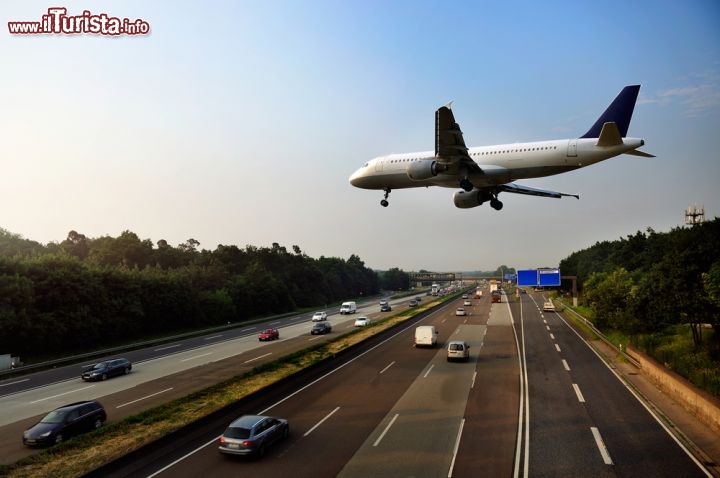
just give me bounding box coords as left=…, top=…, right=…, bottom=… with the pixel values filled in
left=349, top=137, right=645, bottom=190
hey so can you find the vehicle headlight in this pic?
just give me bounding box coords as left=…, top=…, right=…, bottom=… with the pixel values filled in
left=39, top=431, right=52, bottom=437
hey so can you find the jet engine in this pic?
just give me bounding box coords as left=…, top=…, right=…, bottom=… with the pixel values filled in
left=453, top=188, right=492, bottom=209
left=406, top=160, right=438, bottom=181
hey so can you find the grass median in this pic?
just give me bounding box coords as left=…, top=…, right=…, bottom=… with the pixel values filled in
left=1, top=297, right=451, bottom=478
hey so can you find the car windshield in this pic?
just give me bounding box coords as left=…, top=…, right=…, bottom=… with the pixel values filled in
left=224, top=426, right=251, bottom=439
left=91, top=363, right=107, bottom=371
left=41, top=410, right=68, bottom=424
left=261, top=329, right=274, bottom=334
left=450, top=343, right=464, bottom=351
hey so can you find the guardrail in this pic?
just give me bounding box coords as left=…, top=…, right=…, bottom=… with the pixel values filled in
left=556, top=300, right=641, bottom=368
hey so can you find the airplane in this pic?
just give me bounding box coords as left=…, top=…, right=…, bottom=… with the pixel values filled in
left=349, top=85, right=654, bottom=210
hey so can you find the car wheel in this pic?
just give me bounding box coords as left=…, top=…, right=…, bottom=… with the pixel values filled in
left=257, top=444, right=266, bottom=458
left=101, top=374, right=107, bottom=381
left=54, top=434, right=63, bottom=445
left=94, top=418, right=103, bottom=429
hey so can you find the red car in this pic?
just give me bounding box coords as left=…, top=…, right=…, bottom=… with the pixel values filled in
left=258, top=328, right=279, bottom=341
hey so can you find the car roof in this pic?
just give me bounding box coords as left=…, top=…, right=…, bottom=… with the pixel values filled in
left=229, top=414, right=269, bottom=428
left=55, top=400, right=99, bottom=411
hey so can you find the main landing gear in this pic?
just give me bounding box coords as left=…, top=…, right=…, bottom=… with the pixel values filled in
left=380, top=187, right=391, bottom=207
left=490, top=197, right=503, bottom=210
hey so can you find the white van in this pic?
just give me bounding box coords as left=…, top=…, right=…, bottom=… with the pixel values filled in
left=339, top=301, right=357, bottom=315
left=414, top=325, right=438, bottom=347
left=447, top=341, right=470, bottom=362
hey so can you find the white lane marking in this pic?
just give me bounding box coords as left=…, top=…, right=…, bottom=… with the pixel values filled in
left=590, top=427, right=613, bottom=464
left=304, top=406, right=340, bottom=437
left=180, top=353, right=212, bottom=363
left=0, top=379, right=29, bottom=388
left=116, top=388, right=174, bottom=408
left=30, top=384, right=95, bottom=404
left=373, top=413, right=399, bottom=446
left=155, top=343, right=182, bottom=352
left=572, top=383, right=586, bottom=403
left=379, top=361, right=395, bottom=374
left=546, top=325, right=551, bottom=331
left=555, top=344, right=561, bottom=352
left=549, top=333, right=555, bottom=340
left=562, top=359, right=570, bottom=371
left=557, top=312, right=712, bottom=476
left=543, top=319, right=547, bottom=324
left=471, top=371, right=477, bottom=389
left=243, top=352, right=272, bottom=364
left=448, top=418, right=466, bottom=477
left=240, top=327, right=255, bottom=332
left=203, top=335, right=223, bottom=341
left=423, top=364, right=435, bottom=378
left=269, top=321, right=281, bottom=325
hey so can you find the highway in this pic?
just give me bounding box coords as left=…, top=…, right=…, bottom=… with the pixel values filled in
left=1, top=291, right=712, bottom=477
left=97, top=292, right=708, bottom=477
left=0, top=297, right=412, bottom=465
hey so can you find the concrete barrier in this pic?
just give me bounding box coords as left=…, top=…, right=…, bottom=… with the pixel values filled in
left=627, top=345, right=720, bottom=435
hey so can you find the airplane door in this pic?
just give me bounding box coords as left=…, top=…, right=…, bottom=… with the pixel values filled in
left=566, top=140, right=577, bottom=158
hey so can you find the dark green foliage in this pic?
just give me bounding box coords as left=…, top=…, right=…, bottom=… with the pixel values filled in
left=0, top=230, right=379, bottom=361
left=561, top=219, right=720, bottom=342
left=379, top=267, right=411, bottom=291
left=559, top=218, right=720, bottom=393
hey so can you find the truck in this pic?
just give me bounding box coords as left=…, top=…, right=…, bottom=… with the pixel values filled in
left=474, top=288, right=483, bottom=299
left=489, top=280, right=498, bottom=293
left=414, top=325, right=438, bottom=347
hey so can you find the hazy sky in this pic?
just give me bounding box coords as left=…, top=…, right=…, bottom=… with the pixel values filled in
left=3, top=1, right=719, bottom=272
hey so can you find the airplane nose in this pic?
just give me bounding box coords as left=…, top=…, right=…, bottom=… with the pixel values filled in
left=349, top=168, right=363, bottom=187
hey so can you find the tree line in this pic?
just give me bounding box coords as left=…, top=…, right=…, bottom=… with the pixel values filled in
left=0, top=229, right=393, bottom=361
left=559, top=218, right=720, bottom=355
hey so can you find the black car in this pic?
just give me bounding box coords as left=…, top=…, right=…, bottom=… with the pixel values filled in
left=23, top=400, right=106, bottom=447
left=311, top=322, right=332, bottom=335
left=218, top=415, right=289, bottom=457
left=81, top=358, right=132, bottom=381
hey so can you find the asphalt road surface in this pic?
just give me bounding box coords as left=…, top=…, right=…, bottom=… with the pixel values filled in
left=96, top=292, right=709, bottom=477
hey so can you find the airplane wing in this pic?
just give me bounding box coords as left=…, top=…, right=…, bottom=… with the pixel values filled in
left=497, top=183, right=580, bottom=199
left=435, top=104, right=483, bottom=173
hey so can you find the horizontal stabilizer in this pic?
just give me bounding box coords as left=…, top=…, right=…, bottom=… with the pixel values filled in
left=596, top=122, right=623, bottom=146
left=624, top=149, right=655, bottom=158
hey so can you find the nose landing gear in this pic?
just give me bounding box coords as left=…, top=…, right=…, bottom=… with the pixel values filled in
left=380, top=187, right=391, bottom=207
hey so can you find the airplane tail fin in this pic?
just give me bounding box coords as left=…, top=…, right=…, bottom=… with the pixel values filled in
left=580, top=85, right=640, bottom=139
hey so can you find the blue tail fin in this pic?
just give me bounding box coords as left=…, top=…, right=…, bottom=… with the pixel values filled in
left=580, top=85, right=640, bottom=139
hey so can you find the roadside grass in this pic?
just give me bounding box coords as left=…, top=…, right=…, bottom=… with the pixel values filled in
left=0, top=297, right=450, bottom=478
left=558, top=299, right=720, bottom=396
left=634, top=325, right=720, bottom=396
